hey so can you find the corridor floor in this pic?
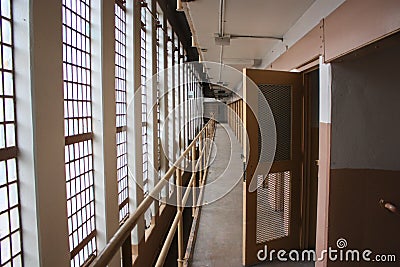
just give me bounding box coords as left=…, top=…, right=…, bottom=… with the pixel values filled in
left=191, top=123, right=244, bottom=267
left=191, top=124, right=314, bottom=267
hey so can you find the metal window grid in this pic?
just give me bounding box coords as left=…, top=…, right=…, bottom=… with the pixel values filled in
left=0, top=1, right=23, bottom=266
left=115, top=0, right=129, bottom=223
left=166, top=24, right=175, bottom=197
left=156, top=11, right=161, bottom=174
left=62, top=0, right=97, bottom=265
left=140, top=1, right=148, bottom=196
left=141, top=1, right=154, bottom=229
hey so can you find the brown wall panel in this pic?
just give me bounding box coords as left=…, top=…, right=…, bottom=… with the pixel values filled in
left=327, top=32, right=400, bottom=267
left=269, top=21, right=323, bottom=71
left=324, top=0, right=400, bottom=62
left=328, top=169, right=400, bottom=267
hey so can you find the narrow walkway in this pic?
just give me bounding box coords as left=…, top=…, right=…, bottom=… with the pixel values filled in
left=192, top=123, right=243, bottom=267
left=191, top=124, right=315, bottom=267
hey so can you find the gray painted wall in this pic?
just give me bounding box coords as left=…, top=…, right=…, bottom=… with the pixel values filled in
left=203, top=101, right=227, bottom=123
left=331, top=37, right=400, bottom=170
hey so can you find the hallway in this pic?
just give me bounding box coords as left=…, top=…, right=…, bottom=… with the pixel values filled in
left=3, top=1, right=400, bottom=266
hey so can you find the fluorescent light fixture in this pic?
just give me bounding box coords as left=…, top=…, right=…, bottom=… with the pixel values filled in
left=223, top=58, right=255, bottom=65
left=214, top=34, right=231, bottom=46
left=290, top=68, right=300, bottom=72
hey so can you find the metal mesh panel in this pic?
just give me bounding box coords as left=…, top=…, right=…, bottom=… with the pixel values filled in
left=256, top=171, right=291, bottom=243
left=258, top=84, right=291, bottom=161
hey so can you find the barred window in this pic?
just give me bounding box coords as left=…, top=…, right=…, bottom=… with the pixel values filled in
left=156, top=11, right=161, bottom=174
left=141, top=0, right=153, bottom=229
left=140, top=1, right=148, bottom=195
left=115, top=0, right=128, bottom=223
left=0, top=0, right=24, bottom=266
left=166, top=24, right=175, bottom=197
left=62, top=0, right=97, bottom=265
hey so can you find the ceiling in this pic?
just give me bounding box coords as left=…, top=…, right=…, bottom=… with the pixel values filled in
left=183, top=0, right=316, bottom=98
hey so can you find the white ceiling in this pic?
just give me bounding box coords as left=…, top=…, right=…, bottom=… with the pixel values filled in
left=186, top=0, right=317, bottom=73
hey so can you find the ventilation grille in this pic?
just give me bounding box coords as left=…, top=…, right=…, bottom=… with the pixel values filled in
left=256, top=171, right=291, bottom=244
left=258, top=84, right=292, bottom=161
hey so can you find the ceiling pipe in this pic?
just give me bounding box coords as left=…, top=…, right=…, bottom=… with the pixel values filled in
left=218, top=0, right=226, bottom=37
left=218, top=0, right=225, bottom=83
left=230, top=34, right=283, bottom=41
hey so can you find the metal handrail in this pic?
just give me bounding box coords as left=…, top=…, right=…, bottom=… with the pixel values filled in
left=89, top=117, right=216, bottom=267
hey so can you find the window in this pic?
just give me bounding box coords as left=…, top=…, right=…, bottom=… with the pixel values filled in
left=140, top=0, right=148, bottom=195
left=62, top=0, right=97, bottom=265
left=156, top=6, right=166, bottom=207
left=156, top=11, right=161, bottom=176
left=166, top=24, right=174, bottom=197
left=0, top=0, right=23, bottom=266
left=140, top=0, right=152, bottom=229
left=115, top=0, right=128, bottom=223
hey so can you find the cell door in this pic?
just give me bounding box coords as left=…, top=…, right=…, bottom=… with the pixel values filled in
left=242, top=69, right=303, bottom=266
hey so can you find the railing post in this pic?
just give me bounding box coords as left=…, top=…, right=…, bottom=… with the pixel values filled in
left=176, top=169, right=183, bottom=267
left=199, top=133, right=203, bottom=184
left=192, top=144, right=196, bottom=216
left=121, top=235, right=132, bottom=267
left=204, top=127, right=208, bottom=182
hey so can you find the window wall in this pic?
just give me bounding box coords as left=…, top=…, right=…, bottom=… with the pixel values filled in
left=3, top=1, right=204, bottom=266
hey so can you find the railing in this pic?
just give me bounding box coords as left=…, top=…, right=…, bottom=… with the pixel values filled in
left=89, top=117, right=216, bottom=267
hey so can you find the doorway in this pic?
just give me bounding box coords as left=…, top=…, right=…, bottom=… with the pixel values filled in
left=302, top=68, right=319, bottom=250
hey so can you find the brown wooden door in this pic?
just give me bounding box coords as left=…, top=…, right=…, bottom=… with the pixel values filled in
left=242, top=69, right=303, bottom=266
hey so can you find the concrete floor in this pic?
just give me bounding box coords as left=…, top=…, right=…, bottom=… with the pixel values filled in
left=192, top=123, right=244, bottom=267
left=191, top=124, right=314, bottom=267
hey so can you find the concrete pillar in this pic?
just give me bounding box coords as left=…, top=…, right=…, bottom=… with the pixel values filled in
left=15, top=0, right=70, bottom=266
left=92, top=1, right=119, bottom=266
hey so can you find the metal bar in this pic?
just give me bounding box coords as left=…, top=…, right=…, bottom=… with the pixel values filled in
left=65, top=132, right=94, bottom=145
left=199, top=133, right=203, bottom=184
left=230, top=34, right=283, bottom=41
left=182, top=168, right=196, bottom=208
left=176, top=169, right=184, bottom=267
left=192, top=145, right=196, bottom=216
left=0, top=146, right=18, bottom=162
